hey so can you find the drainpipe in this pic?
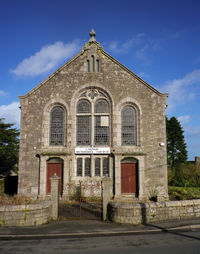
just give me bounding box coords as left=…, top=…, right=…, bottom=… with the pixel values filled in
left=35, top=154, right=41, bottom=197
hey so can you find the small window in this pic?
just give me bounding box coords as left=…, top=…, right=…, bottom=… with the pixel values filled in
left=96, top=59, right=99, bottom=72
left=77, top=158, right=82, bottom=176
left=95, top=158, right=101, bottom=176
left=87, top=60, right=90, bottom=72
left=85, top=158, right=91, bottom=177
left=103, top=158, right=109, bottom=176
left=92, top=55, right=95, bottom=72
left=50, top=106, right=64, bottom=146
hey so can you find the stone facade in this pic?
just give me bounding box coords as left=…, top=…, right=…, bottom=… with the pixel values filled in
left=108, top=199, right=200, bottom=224
left=18, top=30, right=168, bottom=201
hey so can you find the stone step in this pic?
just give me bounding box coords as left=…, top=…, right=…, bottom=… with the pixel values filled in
left=114, top=195, right=139, bottom=203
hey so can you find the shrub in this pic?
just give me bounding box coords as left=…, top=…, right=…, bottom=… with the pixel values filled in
left=0, top=194, right=37, bottom=205
left=168, top=186, right=200, bottom=200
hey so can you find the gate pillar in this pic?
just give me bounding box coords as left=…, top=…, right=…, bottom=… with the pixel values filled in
left=102, top=177, right=112, bottom=220
left=50, top=174, right=60, bottom=220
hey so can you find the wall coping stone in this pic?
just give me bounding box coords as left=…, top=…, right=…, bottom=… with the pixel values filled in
left=0, top=200, right=51, bottom=212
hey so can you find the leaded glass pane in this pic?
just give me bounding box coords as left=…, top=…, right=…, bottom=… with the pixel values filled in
left=103, top=158, right=109, bottom=176
left=77, top=158, right=82, bottom=176
left=94, top=116, right=109, bottom=145
left=85, top=158, right=91, bottom=176
left=95, top=99, right=109, bottom=113
left=95, top=158, right=100, bottom=176
left=77, top=116, right=91, bottom=145
left=77, top=100, right=91, bottom=113
left=121, top=106, right=137, bottom=145
left=50, top=106, right=64, bottom=146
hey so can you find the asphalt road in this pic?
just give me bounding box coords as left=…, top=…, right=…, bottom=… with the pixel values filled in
left=1, top=230, right=200, bottom=254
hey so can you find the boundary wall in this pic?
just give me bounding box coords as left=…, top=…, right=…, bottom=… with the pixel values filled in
left=0, top=200, right=52, bottom=226
left=108, top=199, right=200, bottom=224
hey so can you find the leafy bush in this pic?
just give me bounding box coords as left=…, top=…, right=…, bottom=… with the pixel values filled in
left=168, top=186, right=200, bottom=200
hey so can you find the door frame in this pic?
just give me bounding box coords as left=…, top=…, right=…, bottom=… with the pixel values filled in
left=46, top=158, right=63, bottom=195
left=121, top=158, right=138, bottom=196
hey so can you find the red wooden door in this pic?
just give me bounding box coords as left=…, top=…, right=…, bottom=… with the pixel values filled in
left=46, top=163, right=63, bottom=194
left=121, top=163, right=136, bottom=194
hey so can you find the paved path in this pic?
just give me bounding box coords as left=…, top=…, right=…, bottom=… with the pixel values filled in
left=0, top=218, right=200, bottom=240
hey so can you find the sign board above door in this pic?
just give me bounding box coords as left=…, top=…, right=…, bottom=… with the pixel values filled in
left=75, top=147, right=110, bottom=154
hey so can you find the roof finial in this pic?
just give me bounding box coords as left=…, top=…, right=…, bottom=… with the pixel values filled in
left=89, top=29, right=96, bottom=42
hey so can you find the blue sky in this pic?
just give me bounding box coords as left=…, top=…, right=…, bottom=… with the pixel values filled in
left=0, top=0, right=200, bottom=160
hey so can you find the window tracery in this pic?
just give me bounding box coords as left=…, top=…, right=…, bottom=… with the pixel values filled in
left=76, top=89, right=110, bottom=146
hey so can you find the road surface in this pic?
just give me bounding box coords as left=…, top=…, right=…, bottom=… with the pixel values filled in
left=1, top=229, right=200, bottom=254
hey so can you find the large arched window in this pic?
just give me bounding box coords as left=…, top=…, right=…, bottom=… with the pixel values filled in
left=121, top=105, right=137, bottom=146
left=76, top=89, right=110, bottom=146
left=50, top=106, right=65, bottom=146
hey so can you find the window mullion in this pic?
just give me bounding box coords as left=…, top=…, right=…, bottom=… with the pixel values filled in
left=91, top=103, right=94, bottom=146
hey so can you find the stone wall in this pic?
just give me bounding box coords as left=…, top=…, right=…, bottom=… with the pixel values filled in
left=108, top=199, right=200, bottom=224
left=0, top=200, right=52, bottom=226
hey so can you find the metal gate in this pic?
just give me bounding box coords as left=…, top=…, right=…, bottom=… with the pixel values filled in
left=58, top=181, right=103, bottom=220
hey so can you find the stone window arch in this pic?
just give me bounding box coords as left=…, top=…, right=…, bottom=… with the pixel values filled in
left=50, top=106, right=65, bottom=146
left=121, top=105, right=137, bottom=146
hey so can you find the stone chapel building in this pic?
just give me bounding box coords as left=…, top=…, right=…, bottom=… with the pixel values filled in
left=18, top=30, right=169, bottom=201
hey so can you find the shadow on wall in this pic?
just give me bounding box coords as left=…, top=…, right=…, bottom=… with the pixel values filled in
left=4, top=176, right=18, bottom=195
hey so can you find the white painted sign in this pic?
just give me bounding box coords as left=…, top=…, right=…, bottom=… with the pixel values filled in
left=75, top=147, right=110, bottom=154
left=101, top=116, right=109, bottom=127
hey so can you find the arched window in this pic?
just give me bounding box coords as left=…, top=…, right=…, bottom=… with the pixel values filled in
left=121, top=106, right=137, bottom=146
left=76, top=90, right=110, bottom=146
left=50, top=106, right=64, bottom=146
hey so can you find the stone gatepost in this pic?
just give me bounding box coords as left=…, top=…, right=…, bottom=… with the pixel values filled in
left=102, top=177, right=112, bottom=221
left=50, top=174, right=60, bottom=220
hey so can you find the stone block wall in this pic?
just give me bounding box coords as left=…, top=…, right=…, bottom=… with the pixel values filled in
left=0, top=200, right=52, bottom=226
left=108, top=199, right=200, bottom=224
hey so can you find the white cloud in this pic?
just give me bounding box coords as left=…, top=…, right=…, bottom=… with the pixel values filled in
left=108, top=34, right=164, bottom=65
left=162, top=69, right=200, bottom=112
left=135, top=44, right=150, bottom=64
left=0, top=90, right=8, bottom=96
left=177, top=115, right=191, bottom=125
left=0, top=102, right=20, bottom=127
left=10, top=41, right=80, bottom=77
left=108, top=33, right=145, bottom=54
